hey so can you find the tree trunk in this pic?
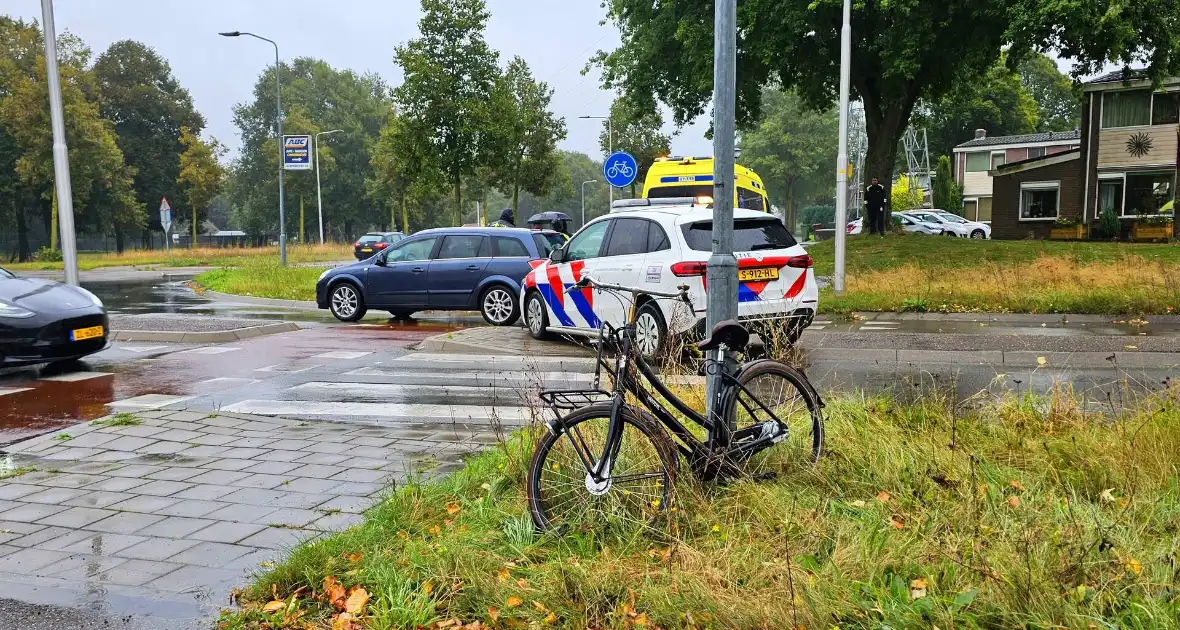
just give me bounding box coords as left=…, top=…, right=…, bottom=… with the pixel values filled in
left=512, top=185, right=519, bottom=216
left=861, top=87, right=918, bottom=226
left=49, top=192, right=58, bottom=251
left=400, top=190, right=408, bottom=233
left=192, top=206, right=198, bottom=249
left=16, top=205, right=30, bottom=262
left=453, top=170, right=463, bottom=227
left=115, top=226, right=125, bottom=254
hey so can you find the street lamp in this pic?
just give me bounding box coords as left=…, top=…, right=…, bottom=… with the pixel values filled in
left=220, top=30, right=287, bottom=265
left=314, top=129, right=344, bottom=244
left=579, top=115, right=614, bottom=206
left=40, top=0, right=79, bottom=285
left=580, top=180, right=597, bottom=226
left=832, top=0, right=852, bottom=294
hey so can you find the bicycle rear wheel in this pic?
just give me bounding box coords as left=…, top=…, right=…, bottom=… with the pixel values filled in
left=728, top=360, right=824, bottom=468
left=527, top=402, right=678, bottom=532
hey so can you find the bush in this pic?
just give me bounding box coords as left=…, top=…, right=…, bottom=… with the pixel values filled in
left=799, top=204, right=835, bottom=228
left=34, top=246, right=62, bottom=262
left=1096, top=207, right=1120, bottom=239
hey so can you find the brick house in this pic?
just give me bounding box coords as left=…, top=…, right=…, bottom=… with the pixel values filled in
left=986, top=69, right=1180, bottom=238
left=952, top=130, right=1080, bottom=223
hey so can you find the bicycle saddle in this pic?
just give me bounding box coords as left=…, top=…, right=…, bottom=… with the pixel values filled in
left=697, top=319, right=750, bottom=352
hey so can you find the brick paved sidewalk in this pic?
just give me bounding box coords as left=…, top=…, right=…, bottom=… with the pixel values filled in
left=0, top=409, right=499, bottom=624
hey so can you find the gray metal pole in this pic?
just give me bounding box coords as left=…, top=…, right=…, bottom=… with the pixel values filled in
left=833, top=0, right=852, bottom=294
left=272, top=41, right=286, bottom=265
left=608, top=118, right=613, bottom=205
left=40, top=0, right=79, bottom=286
left=314, top=130, right=341, bottom=245
left=705, top=0, right=738, bottom=437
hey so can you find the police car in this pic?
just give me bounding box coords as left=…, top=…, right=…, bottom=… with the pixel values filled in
left=520, top=198, right=819, bottom=359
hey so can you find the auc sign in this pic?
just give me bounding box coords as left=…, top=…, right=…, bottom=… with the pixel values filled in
left=283, top=135, right=311, bottom=171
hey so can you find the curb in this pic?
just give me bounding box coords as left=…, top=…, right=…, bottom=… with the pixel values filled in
left=852, top=312, right=1180, bottom=324
left=110, top=321, right=300, bottom=343
left=197, top=288, right=319, bottom=310
left=807, top=347, right=1180, bottom=369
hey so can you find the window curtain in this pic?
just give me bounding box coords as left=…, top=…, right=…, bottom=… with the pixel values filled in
left=1102, top=90, right=1152, bottom=128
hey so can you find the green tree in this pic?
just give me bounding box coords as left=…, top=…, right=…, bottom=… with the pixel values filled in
left=177, top=126, right=226, bottom=246
left=486, top=57, right=566, bottom=214
left=369, top=111, right=444, bottom=232
left=891, top=175, right=923, bottom=213
left=913, top=59, right=1040, bottom=160
left=595, top=0, right=1180, bottom=190
left=738, top=89, right=837, bottom=231
left=394, top=0, right=499, bottom=225
left=93, top=40, right=204, bottom=251
left=931, top=155, right=962, bottom=213
left=598, top=96, right=671, bottom=198
left=1018, top=53, right=1081, bottom=132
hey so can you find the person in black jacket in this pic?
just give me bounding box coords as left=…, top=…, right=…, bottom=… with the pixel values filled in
left=491, top=208, right=515, bottom=228
left=865, top=177, right=888, bottom=236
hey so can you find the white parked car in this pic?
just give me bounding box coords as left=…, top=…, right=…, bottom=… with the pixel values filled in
left=520, top=198, right=820, bottom=359
left=846, top=218, right=863, bottom=235
left=905, top=210, right=991, bottom=239
left=848, top=214, right=941, bottom=235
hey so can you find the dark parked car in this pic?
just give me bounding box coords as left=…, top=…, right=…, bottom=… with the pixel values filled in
left=0, top=268, right=109, bottom=367
left=318, top=227, right=564, bottom=325
left=353, top=232, right=406, bottom=260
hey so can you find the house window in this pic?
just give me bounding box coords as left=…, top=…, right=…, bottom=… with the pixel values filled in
left=1020, top=183, right=1060, bottom=220
left=978, top=197, right=993, bottom=222
left=1152, top=93, right=1180, bottom=125
left=965, top=152, right=990, bottom=172
left=1124, top=172, right=1174, bottom=216
left=1027, top=147, right=1046, bottom=159
left=1102, top=90, right=1152, bottom=128
left=991, top=153, right=1006, bottom=169
left=963, top=200, right=978, bottom=221
left=1098, top=179, right=1124, bottom=217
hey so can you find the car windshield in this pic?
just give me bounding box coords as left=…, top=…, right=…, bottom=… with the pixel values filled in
left=357, top=234, right=382, bottom=244
left=681, top=216, right=797, bottom=252
left=0, top=268, right=12, bottom=279
left=937, top=213, right=967, bottom=223
left=533, top=233, right=564, bottom=256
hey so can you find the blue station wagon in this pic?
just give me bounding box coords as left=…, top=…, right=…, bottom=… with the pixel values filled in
left=316, top=227, right=563, bottom=324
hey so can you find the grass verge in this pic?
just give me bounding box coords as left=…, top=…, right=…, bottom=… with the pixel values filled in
left=810, top=235, right=1180, bottom=314
left=195, top=260, right=325, bottom=302
left=220, top=386, right=1180, bottom=629
left=6, top=243, right=352, bottom=272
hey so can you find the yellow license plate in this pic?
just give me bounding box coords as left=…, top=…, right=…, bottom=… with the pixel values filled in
left=360, top=248, right=372, bottom=253
left=738, top=267, right=779, bottom=282
left=71, top=326, right=104, bottom=341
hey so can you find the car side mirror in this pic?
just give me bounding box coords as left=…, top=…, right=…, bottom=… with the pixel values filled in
left=374, top=253, right=387, bottom=266
left=549, top=248, right=566, bottom=263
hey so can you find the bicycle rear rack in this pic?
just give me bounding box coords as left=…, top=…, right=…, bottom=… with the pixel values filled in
left=538, top=389, right=613, bottom=411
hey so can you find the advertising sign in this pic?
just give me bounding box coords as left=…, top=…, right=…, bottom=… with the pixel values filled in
left=283, top=135, right=312, bottom=170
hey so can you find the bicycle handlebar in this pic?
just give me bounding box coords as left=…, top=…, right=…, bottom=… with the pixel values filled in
left=576, top=274, right=691, bottom=302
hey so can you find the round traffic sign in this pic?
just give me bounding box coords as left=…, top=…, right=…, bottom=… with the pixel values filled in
left=603, top=151, right=639, bottom=188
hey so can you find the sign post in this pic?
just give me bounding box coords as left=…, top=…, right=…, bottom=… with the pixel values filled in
left=602, top=151, right=639, bottom=200
left=159, top=197, right=172, bottom=260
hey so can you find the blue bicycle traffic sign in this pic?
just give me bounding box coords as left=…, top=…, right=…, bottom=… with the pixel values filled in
left=603, top=151, right=639, bottom=188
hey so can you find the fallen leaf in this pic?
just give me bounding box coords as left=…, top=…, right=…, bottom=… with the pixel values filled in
left=849, top=500, right=866, bottom=508
left=1100, top=488, right=1117, bottom=503
left=496, top=568, right=510, bottom=582
left=343, top=552, right=363, bottom=563
left=1006, top=496, right=1021, bottom=508
left=1036, top=356, right=1047, bottom=367
left=876, top=491, right=892, bottom=503
left=422, top=581, right=434, bottom=596
left=344, top=587, right=369, bottom=615
left=1009, top=479, right=1024, bottom=492
left=1126, top=557, right=1143, bottom=575
left=544, top=612, right=559, bottom=625
left=910, top=577, right=928, bottom=599
left=633, top=612, right=650, bottom=626
left=889, top=517, right=904, bottom=530
left=323, top=576, right=347, bottom=609
left=263, top=600, right=286, bottom=612
left=428, top=524, right=441, bottom=536
left=533, top=600, right=547, bottom=612
left=446, top=502, right=462, bottom=515
left=506, top=595, right=523, bottom=608
left=488, top=607, right=499, bottom=621
left=516, top=578, right=529, bottom=589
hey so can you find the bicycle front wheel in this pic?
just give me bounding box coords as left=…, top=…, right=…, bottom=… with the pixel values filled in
left=527, top=402, right=678, bottom=532
left=729, top=360, right=824, bottom=467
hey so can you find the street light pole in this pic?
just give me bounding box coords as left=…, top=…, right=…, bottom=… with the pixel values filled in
left=580, top=180, right=597, bottom=226
left=833, top=0, right=852, bottom=294
left=706, top=0, right=738, bottom=443
left=314, top=129, right=344, bottom=244
left=220, top=31, right=286, bottom=265
left=40, top=0, right=79, bottom=286
left=580, top=115, right=613, bottom=205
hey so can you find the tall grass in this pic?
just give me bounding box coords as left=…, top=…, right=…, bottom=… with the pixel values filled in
left=220, top=385, right=1180, bottom=629
left=6, top=243, right=352, bottom=271
left=196, top=260, right=325, bottom=302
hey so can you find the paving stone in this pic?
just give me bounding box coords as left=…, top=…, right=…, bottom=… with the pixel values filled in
left=3, top=502, right=68, bottom=523
left=200, top=426, right=242, bottom=436
left=198, top=458, right=256, bottom=471
left=187, top=520, right=268, bottom=545
left=107, top=495, right=180, bottom=514
left=104, top=464, right=166, bottom=478
left=55, top=461, right=124, bottom=475
left=185, top=469, right=253, bottom=485
left=83, top=475, right=151, bottom=493
left=311, top=512, right=366, bottom=532
left=265, top=492, right=335, bottom=510
left=170, top=541, right=255, bottom=567
left=160, top=410, right=212, bottom=422
left=42, top=473, right=107, bottom=489
left=188, top=433, right=237, bottom=446
left=329, top=468, right=390, bottom=484
left=153, top=499, right=229, bottom=518
left=2, top=547, right=75, bottom=574
left=222, top=487, right=287, bottom=506
left=330, top=481, right=387, bottom=497
left=152, top=428, right=206, bottom=443
left=286, top=463, right=346, bottom=479
left=143, top=466, right=206, bottom=481
left=45, top=553, right=128, bottom=579
left=202, top=503, right=276, bottom=523
left=63, top=490, right=136, bottom=509
left=176, top=445, right=230, bottom=458
left=7, top=526, right=86, bottom=549
left=264, top=439, right=315, bottom=451
left=132, top=480, right=194, bottom=497
left=218, top=448, right=271, bottom=460
left=109, top=425, right=169, bottom=438
left=137, top=441, right=192, bottom=455
left=279, top=477, right=341, bottom=494
left=348, top=436, right=396, bottom=448
left=253, top=449, right=306, bottom=463
left=170, top=483, right=241, bottom=501
left=313, top=495, right=377, bottom=515
left=241, top=461, right=301, bottom=475
left=115, top=537, right=200, bottom=561
left=39, top=506, right=119, bottom=529
left=86, top=451, right=140, bottom=463
left=148, top=564, right=244, bottom=593
left=100, top=559, right=183, bottom=586
left=0, top=483, right=41, bottom=501
left=239, top=526, right=314, bottom=550
left=56, top=432, right=120, bottom=449
left=254, top=508, right=321, bottom=528
left=136, top=516, right=218, bottom=539
left=293, top=453, right=350, bottom=466
left=101, top=436, right=157, bottom=452
left=200, top=416, right=249, bottom=428
left=222, top=547, right=283, bottom=572
left=85, top=511, right=166, bottom=534
left=59, top=532, right=147, bottom=556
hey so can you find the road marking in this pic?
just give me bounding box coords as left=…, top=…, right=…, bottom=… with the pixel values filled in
left=254, top=364, right=319, bottom=373
left=108, top=394, right=194, bottom=410
left=120, top=345, right=170, bottom=353
left=312, top=351, right=373, bottom=360
left=0, top=387, right=32, bottom=396
left=222, top=400, right=531, bottom=423
left=391, top=353, right=597, bottom=372
left=197, top=377, right=261, bottom=392
left=40, top=371, right=113, bottom=382
left=813, top=320, right=833, bottom=325
left=860, top=326, right=898, bottom=331
left=810, top=325, right=826, bottom=330
left=180, top=346, right=241, bottom=355
left=343, top=366, right=594, bottom=382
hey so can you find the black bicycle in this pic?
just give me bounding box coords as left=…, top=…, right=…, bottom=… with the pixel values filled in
left=526, top=276, right=824, bottom=531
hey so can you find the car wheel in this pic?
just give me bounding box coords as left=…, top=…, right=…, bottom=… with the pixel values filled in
left=970, top=229, right=986, bottom=239
left=524, top=291, right=552, bottom=340
left=329, top=282, right=367, bottom=322
left=480, top=285, right=519, bottom=326
left=634, top=302, right=668, bottom=362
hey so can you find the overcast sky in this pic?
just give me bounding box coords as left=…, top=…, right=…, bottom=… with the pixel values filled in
left=11, top=0, right=714, bottom=160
